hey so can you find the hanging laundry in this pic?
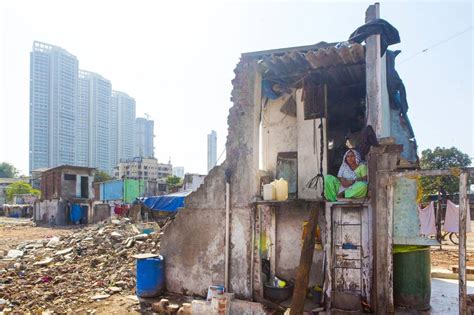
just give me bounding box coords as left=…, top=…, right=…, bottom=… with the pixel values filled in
left=443, top=200, right=472, bottom=233
left=417, top=201, right=436, bottom=235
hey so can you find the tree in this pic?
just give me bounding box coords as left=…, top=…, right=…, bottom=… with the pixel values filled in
left=6, top=181, right=40, bottom=202
left=419, top=146, right=472, bottom=198
left=0, top=162, right=19, bottom=178
left=166, top=175, right=183, bottom=189
left=94, top=170, right=113, bottom=183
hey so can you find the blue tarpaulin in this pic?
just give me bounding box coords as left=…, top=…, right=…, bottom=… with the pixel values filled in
left=143, top=191, right=192, bottom=212
left=70, top=204, right=82, bottom=224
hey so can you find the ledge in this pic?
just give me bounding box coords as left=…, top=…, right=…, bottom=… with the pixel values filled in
left=252, top=198, right=323, bottom=206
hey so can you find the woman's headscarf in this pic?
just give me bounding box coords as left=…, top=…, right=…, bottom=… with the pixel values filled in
left=337, top=149, right=361, bottom=180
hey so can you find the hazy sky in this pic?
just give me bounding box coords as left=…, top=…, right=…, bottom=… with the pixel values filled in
left=1, top=0, right=472, bottom=175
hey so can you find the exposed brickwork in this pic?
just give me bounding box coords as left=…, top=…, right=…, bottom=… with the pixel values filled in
left=40, top=170, right=61, bottom=200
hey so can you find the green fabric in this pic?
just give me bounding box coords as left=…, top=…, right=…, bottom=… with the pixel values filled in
left=324, top=175, right=340, bottom=202
left=354, top=164, right=367, bottom=178
left=344, top=181, right=368, bottom=199
left=324, top=164, right=368, bottom=201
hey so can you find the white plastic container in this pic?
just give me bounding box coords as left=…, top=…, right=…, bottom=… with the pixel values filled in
left=263, top=183, right=276, bottom=200
left=275, top=178, right=288, bottom=201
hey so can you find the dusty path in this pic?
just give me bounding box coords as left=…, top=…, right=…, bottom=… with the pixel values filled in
left=0, top=217, right=75, bottom=252
left=430, top=221, right=474, bottom=272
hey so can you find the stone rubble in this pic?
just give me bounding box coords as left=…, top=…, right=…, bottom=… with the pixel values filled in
left=0, top=218, right=166, bottom=313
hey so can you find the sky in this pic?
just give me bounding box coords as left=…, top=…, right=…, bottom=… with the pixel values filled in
left=0, top=0, right=472, bottom=176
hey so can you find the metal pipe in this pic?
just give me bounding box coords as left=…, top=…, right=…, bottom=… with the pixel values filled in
left=225, top=182, right=230, bottom=291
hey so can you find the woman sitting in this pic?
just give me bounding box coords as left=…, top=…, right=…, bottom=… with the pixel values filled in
left=324, top=149, right=368, bottom=202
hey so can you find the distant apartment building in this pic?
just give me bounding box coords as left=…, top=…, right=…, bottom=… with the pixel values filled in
left=157, top=162, right=173, bottom=179
left=114, top=157, right=171, bottom=181
left=110, top=91, right=136, bottom=170
left=207, top=130, right=217, bottom=172
left=29, top=41, right=78, bottom=172
left=135, top=117, right=155, bottom=158
left=76, top=70, right=112, bottom=172
left=29, top=41, right=137, bottom=175
left=172, top=167, right=185, bottom=178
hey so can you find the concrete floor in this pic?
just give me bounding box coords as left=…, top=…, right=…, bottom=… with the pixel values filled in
left=429, top=278, right=474, bottom=314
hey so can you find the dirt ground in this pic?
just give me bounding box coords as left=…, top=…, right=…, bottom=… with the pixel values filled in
left=0, top=217, right=75, bottom=251
left=1, top=217, right=473, bottom=313
left=430, top=221, right=474, bottom=272
left=0, top=217, right=145, bottom=313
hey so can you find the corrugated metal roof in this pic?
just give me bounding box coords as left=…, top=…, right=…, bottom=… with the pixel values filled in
left=256, top=43, right=365, bottom=87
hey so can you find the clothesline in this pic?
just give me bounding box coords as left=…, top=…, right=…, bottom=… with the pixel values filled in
left=418, top=200, right=471, bottom=235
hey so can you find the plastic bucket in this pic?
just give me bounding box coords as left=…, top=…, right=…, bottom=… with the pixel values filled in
left=136, top=255, right=165, bottom=297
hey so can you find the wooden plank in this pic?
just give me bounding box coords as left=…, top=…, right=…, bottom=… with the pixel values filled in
left=436, top=192, right=442, bottom=247
left=290, top=202, right=320, bottom=315
left=389, top=168, right=474, bottom=178
left=451, top=265, right=474, bottom=275
left=387, top=178, right=395, bottom=312
left=361, top=204, right=373, bottom=305
left=368, top=144, right=401, bottom=314
left=375, top=171, right=391, bottom=313
left=250, top=205, right=256, bottom=300
left=459, top=172, right=468, bottom=315
left=324, top=202, right=333, bottom=309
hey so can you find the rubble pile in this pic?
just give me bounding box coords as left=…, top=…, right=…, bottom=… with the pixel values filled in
left=0, top=218, right=164, bottom=313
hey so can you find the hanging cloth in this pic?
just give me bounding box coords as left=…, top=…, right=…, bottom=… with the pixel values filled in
left=417, top=201, right=436, bottom=235
left=70, top=204, right=82, bottom=224
left=443, top=200, right=471, bottom=233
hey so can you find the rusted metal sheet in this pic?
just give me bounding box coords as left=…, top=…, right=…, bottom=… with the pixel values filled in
left=259, top=43, right=366, bottom=85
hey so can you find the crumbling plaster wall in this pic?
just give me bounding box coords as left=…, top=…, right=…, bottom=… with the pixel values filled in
left=161, top=57, right=261, bottom=299
left=261, top=94, right=297, bottom=174
left=275, top=204, right=326, bottom=287
left=296, top=89, right=327, bottom=199
left=34, top=199, right=66, bottom=225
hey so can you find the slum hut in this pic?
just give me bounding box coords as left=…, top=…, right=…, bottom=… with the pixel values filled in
left=34, top=165, right=95, bottom=225
left=97, top=178, right=146, bottom=203
left=161, top=4, right=440, bottom=314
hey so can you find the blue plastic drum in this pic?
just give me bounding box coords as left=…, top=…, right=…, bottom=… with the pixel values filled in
left=136, top=255, right=165, bottom=297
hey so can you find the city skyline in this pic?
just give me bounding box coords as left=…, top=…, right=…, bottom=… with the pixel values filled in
left=1, top=2, right=472, bottom=176
left=28, top=41, right=153, bottom=175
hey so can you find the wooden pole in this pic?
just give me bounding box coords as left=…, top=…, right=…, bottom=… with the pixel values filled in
left=459, top=172, right=468, bottom=315
left=225, top=182, right=230, bottom=291
left=290, top=202, right=320, bottom=315
left=436, top=191, right=442, bottom=247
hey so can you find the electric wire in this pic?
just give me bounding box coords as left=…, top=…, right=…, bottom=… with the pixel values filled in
left=398, top=26, right=473, bottom=65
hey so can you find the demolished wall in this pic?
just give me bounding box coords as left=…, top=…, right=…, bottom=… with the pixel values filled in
left=161, top=57, right=261, bottom=299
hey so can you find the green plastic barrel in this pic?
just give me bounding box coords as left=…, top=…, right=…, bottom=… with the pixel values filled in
left=393, top=246, right=431, bottom=310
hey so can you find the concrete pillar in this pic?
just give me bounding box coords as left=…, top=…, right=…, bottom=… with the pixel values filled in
left=365, top=3, right=390, bottom=138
